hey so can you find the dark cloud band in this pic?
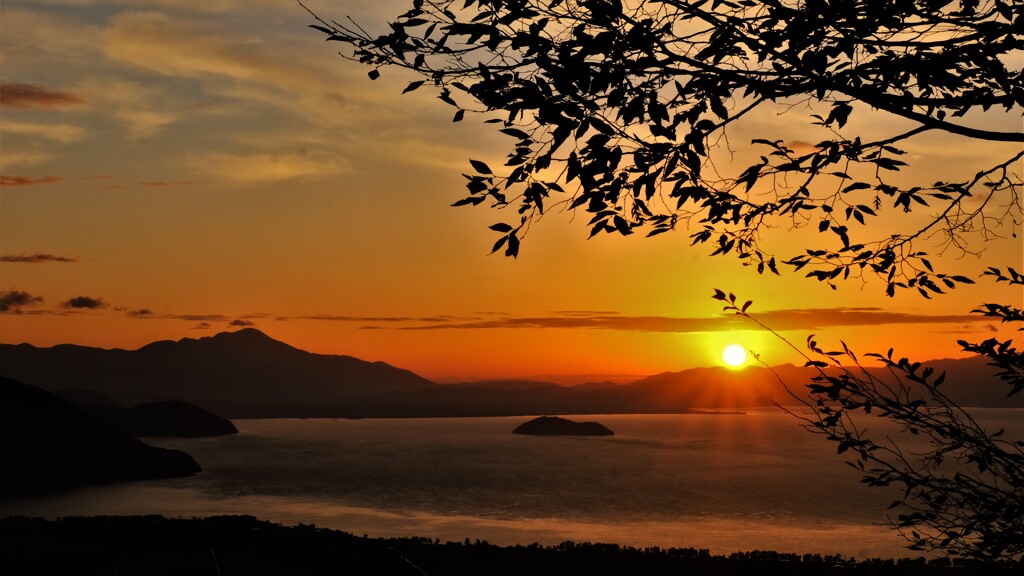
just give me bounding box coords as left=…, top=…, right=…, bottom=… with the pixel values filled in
left=0, top=176, right=62, bottom=187
left=1, top=253, right=78, bottom=264
left=0, top=83, right=83, bottom=108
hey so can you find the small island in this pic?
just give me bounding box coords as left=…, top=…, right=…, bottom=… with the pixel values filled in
left=512, top=416, right=614, bottom=436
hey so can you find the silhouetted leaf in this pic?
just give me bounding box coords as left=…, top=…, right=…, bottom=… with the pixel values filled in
left=403, top=80, right=426, bottom=94
left=470, top=159, right=493, bottom=174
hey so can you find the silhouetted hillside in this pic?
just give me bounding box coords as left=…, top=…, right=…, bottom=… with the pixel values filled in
left=0, top=377, right=200, bottom=495
left=52, top=388, right=122, bottom=407
left=619, top=358, right=1022, bottom=410
left=2, top=330, right=1017, bottom=418
left=0, top=329, right=436, bottom=417
left=52, top=390, right=237, bottom=437
left=75, top=401, right=238, bottom=438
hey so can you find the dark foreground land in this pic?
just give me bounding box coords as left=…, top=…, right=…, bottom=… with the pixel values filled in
left=1, top=515, right=1018, bottom=576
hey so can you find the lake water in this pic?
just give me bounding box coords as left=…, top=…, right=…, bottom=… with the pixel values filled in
left=3, top=410, right=1020, bottom=558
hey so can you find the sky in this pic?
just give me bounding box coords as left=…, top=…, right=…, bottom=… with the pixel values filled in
left=1, top=0, right=1021, bottom=383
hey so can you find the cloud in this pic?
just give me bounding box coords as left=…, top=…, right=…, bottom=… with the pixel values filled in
left=11, top=0, right=326, bottom=14
left=175, top=314, right=231, bottom=322
left=101, top=12, right=337, bottom=95
left=74, top=78, right=178, bottom=138
left=190, top=152, right=348, bottom=183
left=0, top=290, right=44, bottom=312
left=62, top=296, right=107, bottom=309
left=0, top=82, right=84, bottom=109
left=87, top=305, right=988, bottom=334
left=0, top=151, right=56, bottom=170
left=0, top=119, right=86, bottom=143
left=193, top=322, right=212, bottom=330
left=345, top=307, right=989, bottom=333
left=95, top=10, right=372, bottom=134
left=138, top=180, right=198, bottom=187
left=114, top=108, right=177, bottom=139
left=120, top=308, right=231, bottom=322
left=1, top=253, right=78, bottom=263
left=752, top=307, right=985, bottom=331
left=783, top=140, right=821, bottom=154
left=298, top=314, right=478, bottom=323
left=0, top=175, right=61, bottom=186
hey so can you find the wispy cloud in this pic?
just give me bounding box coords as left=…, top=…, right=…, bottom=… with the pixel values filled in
left=101, top=11, right=342, bottom=99
left=0, top=82, right=84, bottom=109
left=75, top=78, right=178, bottom=138
left=1, top=119, right=87, bottom=143
left=1, top=253, right=78, bottom=264
left=110, top=307, right=271, bottom=324
left=783, top=140, right=820, bottom=154
left=114, top=108, right=177, bottom=139
left=189, top=151, right=348, bottom=183
left=749, top=308, right=984, bottom=331
left=340, top=308, right=988, bottom=333
left=0, top=151, right=56, bottom=170
left=298, top=314, right=476, bottom=323
left=0, top=290, right=44, bottom=313
left=118, top=308, right=231, bottom=322
left=0, top=175, right=61, bottom=186
left=138, top=180, right=198, bottom=187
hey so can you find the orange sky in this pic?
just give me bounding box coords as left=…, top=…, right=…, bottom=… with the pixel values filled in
left=1, top=0, right=1021, bottom=383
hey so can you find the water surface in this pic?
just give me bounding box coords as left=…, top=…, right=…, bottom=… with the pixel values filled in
left=5, top=410, right=1018, bottom=557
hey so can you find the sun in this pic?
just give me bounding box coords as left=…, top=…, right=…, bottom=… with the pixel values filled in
left=722, top=344, right=747, bottom=368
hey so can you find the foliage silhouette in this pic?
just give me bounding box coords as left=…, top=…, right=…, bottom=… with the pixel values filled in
left=304, top=0, right=1023, bottom=560
left=715, top=286, right=1023, bottom=561
left=305, top=0, right=1020, bottom=295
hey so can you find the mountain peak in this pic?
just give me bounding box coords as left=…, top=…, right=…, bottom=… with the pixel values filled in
left=210, top=327, right=276, bottom=343
left=136, top=328, right=296, bottom=355
left=203, top=328, right=298, bottom=353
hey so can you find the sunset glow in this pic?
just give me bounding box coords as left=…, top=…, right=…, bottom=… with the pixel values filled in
left=0, top=1, right=1020, bottom=382
left=722, top=345, right=747, bottom=368
left=2, top=1, right=1022, bottom=567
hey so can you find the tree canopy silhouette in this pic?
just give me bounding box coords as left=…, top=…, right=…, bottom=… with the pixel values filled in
left=305, top=0, right=1021, bottom=297
left=304, top=0, right=1023, bottom=561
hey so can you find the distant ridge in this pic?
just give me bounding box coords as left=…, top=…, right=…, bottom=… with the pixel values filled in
left=1, top=330, right=1017, bottom=418
left=0, top=329, right=436, bottom=417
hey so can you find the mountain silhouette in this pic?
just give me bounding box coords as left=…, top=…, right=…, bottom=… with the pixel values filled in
left=1, top=328, right=435, bottom=417
left=2, top=329, right=1017, bottom=418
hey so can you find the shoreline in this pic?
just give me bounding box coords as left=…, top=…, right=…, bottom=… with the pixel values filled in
left=2, top=514, right=1017, bottom=575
